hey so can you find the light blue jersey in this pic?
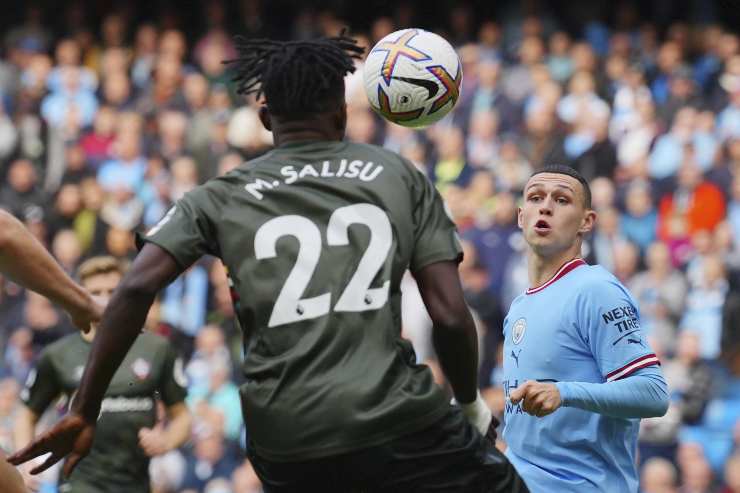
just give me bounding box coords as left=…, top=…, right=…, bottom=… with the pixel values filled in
left=503, top=258, right=661, bottom=493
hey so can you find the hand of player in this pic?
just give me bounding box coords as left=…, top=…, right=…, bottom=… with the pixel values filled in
left=458, top=391, right=493, bottom=436
left=18, top=462, right=41, bottom=492
left=138, top=425, right=169, bottom=457
left=7, top=413, right=95, bottom=478
left=509, top=381, right=562, bottom=418
left=65, top=294, right=104, bottom=333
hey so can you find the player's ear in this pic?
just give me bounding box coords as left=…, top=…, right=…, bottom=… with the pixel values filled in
left=258, top=105, right=272, bottom=131
left=517, top=207, right=523, bottom=229
left=579, top=209, right=597, bottom=235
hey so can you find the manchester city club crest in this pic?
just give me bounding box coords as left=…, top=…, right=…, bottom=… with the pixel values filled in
left=512, top=318, right=527, bottom=345
left=131, top=358, right=151, bottom=381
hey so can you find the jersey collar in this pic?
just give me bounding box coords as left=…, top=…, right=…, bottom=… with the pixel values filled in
left=526, top=258, right=587, bottom=295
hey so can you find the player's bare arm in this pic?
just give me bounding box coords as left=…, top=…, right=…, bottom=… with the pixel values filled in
left=138, top=402, right=192, bottom=457
left=414, top=260, right=478, bottom=403
left=8, top=243, right=184, bottom=476
left=0, top=449, right=27, bottom=493
left=414, top=260, right=493, bottom=435
left=0, top=210, right=102, bottom=332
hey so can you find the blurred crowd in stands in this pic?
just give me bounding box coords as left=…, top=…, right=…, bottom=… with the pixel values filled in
left=0, top=1, right=739, bottom=492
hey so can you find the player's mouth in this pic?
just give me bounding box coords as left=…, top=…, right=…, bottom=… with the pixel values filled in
left=534, top=219, right=551, bottom=235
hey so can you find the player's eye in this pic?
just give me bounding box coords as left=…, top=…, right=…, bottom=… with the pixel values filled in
left=556, top=197, right=569, bottom=205
left=528, top=194, right=541, bottom=202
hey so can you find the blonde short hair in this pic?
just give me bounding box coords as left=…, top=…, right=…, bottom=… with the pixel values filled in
left=76, top=256, right=127, bottom=283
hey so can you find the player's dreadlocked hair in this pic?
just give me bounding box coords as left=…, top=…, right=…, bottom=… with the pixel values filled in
left=225, top=31, right=365, bottom=117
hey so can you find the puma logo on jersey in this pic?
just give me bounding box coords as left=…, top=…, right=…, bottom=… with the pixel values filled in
left=511, top=349, right=522, bottom=368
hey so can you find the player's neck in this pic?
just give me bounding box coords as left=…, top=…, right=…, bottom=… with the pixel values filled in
left=272, top=121, right=343, bottom=147
left=528, top=246, right=582, bottom=289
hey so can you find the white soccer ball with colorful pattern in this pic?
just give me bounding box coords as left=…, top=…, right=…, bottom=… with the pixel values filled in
left=363, top=29, right=462, bottom=128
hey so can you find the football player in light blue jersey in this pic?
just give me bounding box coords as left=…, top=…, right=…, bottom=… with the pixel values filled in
left=502, top=165, right=669, bottom=493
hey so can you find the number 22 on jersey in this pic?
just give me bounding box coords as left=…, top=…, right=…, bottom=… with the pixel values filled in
left=255, top=203, right=392, bottom=327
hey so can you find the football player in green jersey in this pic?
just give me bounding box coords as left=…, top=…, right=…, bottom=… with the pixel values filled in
left=0, top=209, right=102, bottom=493
left=10, top=34, right=527, bottom=492
left=14, top=256, right=192, bottom=493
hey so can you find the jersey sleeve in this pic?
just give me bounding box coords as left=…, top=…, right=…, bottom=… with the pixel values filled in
left=158, top=344, right=188, bottom=407
left=21, top=352, right=61, bottom=415
left=140, top=185, right=221, bottom=269
left=409, top=169, right=463, bottom=272
left=576, top=278, right=661, bottom=382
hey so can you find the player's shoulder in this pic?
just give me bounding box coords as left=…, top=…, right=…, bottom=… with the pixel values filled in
left=573, top=264, right=618, bottom=284
left=570, top=264, right=634, bottom=300
left=49, top=332, right=84, bottom=351
left=39, top=333, right=83, bottom=360
left=134, top=331, right=170, bottom=350
left=508, top=292, right=528, bottom=311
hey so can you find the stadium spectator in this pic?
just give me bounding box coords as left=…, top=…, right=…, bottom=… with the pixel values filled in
left=640, top=457, right=679, bottom=493
left=464, top=56, right=521, bottom=134
left=60, top=141, right=93, bottom=184
left=187, top=354, right=242, bottom=443
left=0, top=100, right=17, bottom=163
left=658, top=65, right=701, bottom=127
left=161, top=261, right=209, bottom=346
left=45, top=182, right=83, bottom=239
left=717, top=56, right=740, bottom=141
left=40, top=66, right=98, bottom=128
left=185, top=325, right=231, bottom=392
left=680, top=254, right=729, bottom=359
left=664, top=332, right=714, bottom=426
left=431, top=125, right=472, bottom=188
left=101, top=70, right=135, bottom=110
left=466, top=110, right=499, bottom=169
left=180, top=429, right=241, bottom=493
left=131, top=23, right=159, bottom=90
left=588, top=206, right=626, bottom=271
left=677, top=445, right=715, bottom=493
left=50, top=228, right=82, bottom=274
left=629, top=241, right=688, bottom=352
left=621, top=179, right=658, bottom=255
left=657, top=160, right=726, bottom=245
left=1, top=328, right=35, bottom=384
left=75, top=178, right=109, bottom=254
left=97, top=129, right=147, bottom=199
left=0, top=158, right=46, bottom=219
left=157, top=110, right=189, bottom=164
left=0, top=377, right=20, bottom=453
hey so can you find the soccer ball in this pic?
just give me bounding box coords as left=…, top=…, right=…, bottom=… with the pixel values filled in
left=363, top=29, right=462, bottom=128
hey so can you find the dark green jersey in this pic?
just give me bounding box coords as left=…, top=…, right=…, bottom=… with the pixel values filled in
left=22, top=332, right=187, bottom=492
left=143, top=140, right=462, bottom=461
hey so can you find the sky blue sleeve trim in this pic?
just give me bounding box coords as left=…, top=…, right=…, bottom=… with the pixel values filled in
left=555, top=366, right=669, bottom=419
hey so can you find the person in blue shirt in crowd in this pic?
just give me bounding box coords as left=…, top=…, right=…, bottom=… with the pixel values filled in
left=503, top=165, right=669, bottom=493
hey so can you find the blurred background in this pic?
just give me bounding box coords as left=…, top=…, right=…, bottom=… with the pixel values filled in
left=0, top=1, right=739, bottom=492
